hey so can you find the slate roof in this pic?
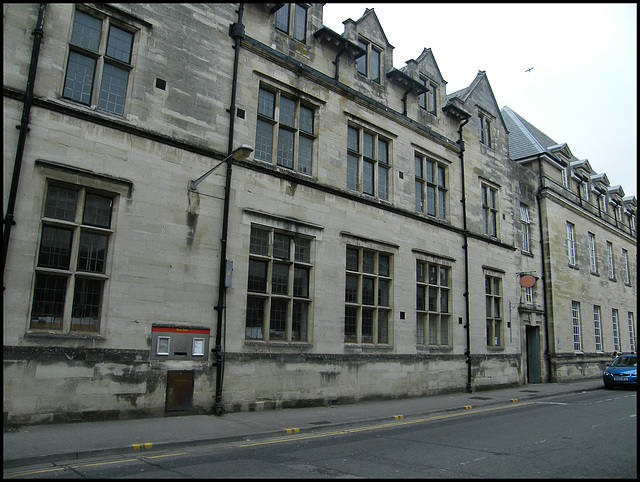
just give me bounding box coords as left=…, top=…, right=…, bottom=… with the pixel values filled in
left=501, top=106, right=556, bottom=160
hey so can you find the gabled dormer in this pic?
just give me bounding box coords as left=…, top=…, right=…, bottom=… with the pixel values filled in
left=623, top=195, right=637, bottom=231
left=608, top=185, right=625, bottom=221
left=342, top=8, right=393, bottom=88
left=570, top=159, right=593, bottom=201
left=448, top=71, right=508, bottom=157
left=401, top=48, right=447, bottom=124
left=263, top=3, right=324, bottom=59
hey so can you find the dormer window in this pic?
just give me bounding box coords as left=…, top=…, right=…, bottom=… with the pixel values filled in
left=583, top=181, right=590, bottom=201
left=275, top=4, right=307, bottom=42
left=561, top=168, right=568, bottom=188
left=479, top=113, right=491, bottom=148
left=418, top=77, right=437, bottom=115
left=357, top=38, right=381, bottom=83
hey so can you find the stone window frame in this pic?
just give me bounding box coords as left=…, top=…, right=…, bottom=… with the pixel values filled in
left=572, top=301, right=583, bottom=352
left=245, top=225, right=314, bottom=343
left=519, top=203, right=531, bottom=253
left=274, top=3, right=308, bottom=43
left=593, top=305, right=603, bottom=352
left=481, top=182, right=499, bottom=238
left=612, top=308, right=621, bottom=352
left=255, top=84, right=317, bottom=176
left=485, top=272, right=503, bottom=348
left=417, top=75, right=437, bottom=116
left=62, top=6, right=139, bottom=117
left=347, top=123, right=391, bottom=200
left=588, top=231, right=598, bottom=274
left=415, top=152, right=447, bottom=220
left=356, top=36, right=382, bottom=83
left=416, top=259, right=451, bottom=347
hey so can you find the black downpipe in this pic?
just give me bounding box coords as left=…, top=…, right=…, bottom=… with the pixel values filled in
left=535, top=156, right=553, bottom=382
left=213, top=3, right=245, bottom=416
left=3, top=3, right=46, bottom=280
left=457, top=116, right=472, bottom=392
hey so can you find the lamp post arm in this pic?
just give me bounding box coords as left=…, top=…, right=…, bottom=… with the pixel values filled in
left=189, top=156, right=230, bottom=190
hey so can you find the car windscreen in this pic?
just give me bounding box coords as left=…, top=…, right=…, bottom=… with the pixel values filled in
left=611, top=356, right=637, bottom=367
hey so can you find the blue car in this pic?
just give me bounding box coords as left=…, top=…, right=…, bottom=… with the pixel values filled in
left=603, top=354, right=637, bottom=389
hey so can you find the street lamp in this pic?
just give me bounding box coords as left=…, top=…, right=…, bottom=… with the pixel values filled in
left=188, top=144, right=253, bottom=416
left=189, top=144, right=253, bottom=190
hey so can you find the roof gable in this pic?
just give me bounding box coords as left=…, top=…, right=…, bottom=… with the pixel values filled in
left=402, top=48, right=446, bottom=86
left=450, top=71, right=507, bottom=130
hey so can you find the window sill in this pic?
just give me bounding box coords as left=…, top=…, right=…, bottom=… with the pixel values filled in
left=25, top=331, right=105, bottom=341
left=243, top=340, right=312, bottom=349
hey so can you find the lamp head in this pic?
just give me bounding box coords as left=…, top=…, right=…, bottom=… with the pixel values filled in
left=231, top=144, right=253, bottom=161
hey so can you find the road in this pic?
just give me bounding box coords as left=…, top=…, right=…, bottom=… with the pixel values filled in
left=4, top=389, right=636, bottom=479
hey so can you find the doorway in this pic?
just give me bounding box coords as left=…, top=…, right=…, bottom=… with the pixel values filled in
left=526, top=325, right=541, bottom=383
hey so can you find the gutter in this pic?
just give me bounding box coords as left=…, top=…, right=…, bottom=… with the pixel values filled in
left=3, top=3, right=46, bottom=280
left=213, top=2, right=245, bottom=416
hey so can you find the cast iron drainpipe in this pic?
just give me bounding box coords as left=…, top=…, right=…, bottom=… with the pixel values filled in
left=3, top=3, right=46, bottom=280
left=457, top=115, right=473, bottom=392
left=212, top=3, right=245, bottom=416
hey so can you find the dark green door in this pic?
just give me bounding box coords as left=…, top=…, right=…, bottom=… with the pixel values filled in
left=526, top=325, right=541, bottom=383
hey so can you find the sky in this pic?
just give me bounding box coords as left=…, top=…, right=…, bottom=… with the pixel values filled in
left=322, top=3, right=637, bottom=198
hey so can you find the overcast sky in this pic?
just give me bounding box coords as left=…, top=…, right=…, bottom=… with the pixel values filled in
left=323, top=3, right=637, bottom=198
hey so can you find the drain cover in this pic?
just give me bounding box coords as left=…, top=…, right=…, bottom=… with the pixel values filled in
left=309, top=421, right=332, bottom=425
left=469, top=396, right=492, bottom=400
left=520, top=390, right=540, bottom=393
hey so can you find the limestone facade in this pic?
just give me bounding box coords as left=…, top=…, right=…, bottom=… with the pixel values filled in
left=3, top=3, right=635, bottom=424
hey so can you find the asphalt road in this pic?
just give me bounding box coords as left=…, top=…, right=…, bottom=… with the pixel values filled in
left=4, top=389, right=636, bottom=479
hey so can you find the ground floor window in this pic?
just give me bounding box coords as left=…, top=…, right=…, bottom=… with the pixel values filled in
left=416, top=260, right=450, bottom=346
left=245, top=226, right=312, bottom=342
left=485, top=274, right=502, bottom=347
left=345, top=246, right=392, bottom=344
left=30, top=183, right=115, bottom=333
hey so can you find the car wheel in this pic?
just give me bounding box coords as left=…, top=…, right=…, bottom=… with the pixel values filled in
left=604, top=382, right=612, bottom=390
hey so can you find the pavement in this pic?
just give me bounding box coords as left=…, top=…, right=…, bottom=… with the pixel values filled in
left=3, top=378, right=605, bottom=469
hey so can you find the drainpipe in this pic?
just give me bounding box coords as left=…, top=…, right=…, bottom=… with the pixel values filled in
left=213, top=2, right=245, bottom=416
left=401, top=83, right=415, bottom=116
left=457, top=116, right=472, bottom=392
left=535, top=156, right=552, bottom=382
left=3, top=3, right=46, bottom=280
left=333, top=43, right=347, bottom=81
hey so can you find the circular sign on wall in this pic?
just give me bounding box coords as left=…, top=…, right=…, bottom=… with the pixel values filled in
left=519, top=274, right=537, bottom=287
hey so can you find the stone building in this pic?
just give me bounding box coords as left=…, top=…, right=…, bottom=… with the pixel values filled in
left=3, top=3, right=636, bottom=424
left=502, top=106, right=637, bottom=380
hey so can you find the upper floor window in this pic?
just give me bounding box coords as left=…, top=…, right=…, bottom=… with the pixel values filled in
left=356, top=38, right=381, bottom=83
left=345, top=246, right=392, bottom=345
left=561, top=167, right=569, bottom=188
left=30, top=183, right=116, bottom=333
left=275, top=3, right=307, bottom=42
left=566, top=221, right=576, bottom=266
left=583, top=181, right=590, bottom=202
left=415, top=154, right=446, bottom=219
left=245, top=226, right=313, bottom=342
left=255, top=87, right=315, bottom=175
left=418, top=77, right=437, bottom=115
left=478, top=113, right=492, bottom=148
left=63, top=9, right=134, bottom=116
left=416, top=260, right=451, bottom=346
left=347, top=125, right=390, bottom=200
left=606, top=241, right=615, bottom=279
left=588, top=232, right=597, bottom=273
left=485, top=274, right=503, bottom=347
left=481, top=184, right=498, bottom=237
left=622, top=249, right=630, bottom=285
left=520, top=204, right=531, bottom=253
